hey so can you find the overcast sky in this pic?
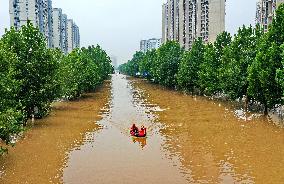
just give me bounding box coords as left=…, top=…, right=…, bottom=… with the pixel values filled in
left=0, top=0, right=257, bottom=64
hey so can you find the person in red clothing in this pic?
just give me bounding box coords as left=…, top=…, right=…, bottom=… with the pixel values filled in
left=131, top=124, right=139, bottom=134
left=139, top=125, right=146, bottom=137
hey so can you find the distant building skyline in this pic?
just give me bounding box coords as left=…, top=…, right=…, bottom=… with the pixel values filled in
left=111, top=56, right=118, bottom=69
left=140, top=38, right=162, bottom=53
left=9, top=0, right=80, bottom=53
left=1, top=0, right=258, bottom=64
left=9, top=0, right=54, bottom=47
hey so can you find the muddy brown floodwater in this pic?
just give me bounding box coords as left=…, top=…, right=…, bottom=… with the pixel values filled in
left=0, top=82, right=110, bottom=183
left=0, top=74, right=284, bottom=184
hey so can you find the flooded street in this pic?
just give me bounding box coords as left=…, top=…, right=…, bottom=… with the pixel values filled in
left=134, top=78, right=284, bottom=184
left=63, top=74, right=189, bottom=184
left=1, top=74, right=284, bottom=183
left=0, top=83, right=110, bottom=183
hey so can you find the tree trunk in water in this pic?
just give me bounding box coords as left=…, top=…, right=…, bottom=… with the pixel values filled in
left=30, top=106, right=35, bottom=125
left=244, top=95, right=249, bottom=113
left=31, top=114, right=35, bottom=124
left=264, top=105, right=268, bottom=116
left=23, top=118, right=27, bottom=126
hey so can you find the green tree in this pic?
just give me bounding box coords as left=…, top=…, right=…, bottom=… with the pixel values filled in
left=2, top=22, right=60, bottom=119
left=177, top=38, right=204, bottom=93
left=121, top=41, right=182, bottom=88
left=139, top=49, right=157, bottom=80
left=59, top=46, right=113, bottom=99
left=215, top=32, right=232, bottom=93
left=220, top=25, right=262, bottom=101
left=198, top=43, right=218, bottom=94
left=277, top=44, right=284, bottom=96
left=214, top=31, right=232, bottom=62
left=194, top=32, right=232, bottom=95
left=0, top=40, right=21, bottom=111
left=248, top=41, right=282, bottom=114
left=119, top=51, right=144, bottom=76
left=0, top=23, right=113, bottom=154
left=269, top=4, right=284, bottom=46
left=248, top=5, right=284, bottom=114
left=154, top=41, right=183, bottom=88
left=59, top=49, right=82, bottom=99
left=0, top=40, right=23, bottom=154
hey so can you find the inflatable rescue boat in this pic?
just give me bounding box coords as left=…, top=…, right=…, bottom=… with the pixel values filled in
left=130, top=126, right=147, bottom=137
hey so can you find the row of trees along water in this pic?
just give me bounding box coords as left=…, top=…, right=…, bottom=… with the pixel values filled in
left=119, top=4, right=284, bottom=117
left=0, top=22, right=113, bottom=154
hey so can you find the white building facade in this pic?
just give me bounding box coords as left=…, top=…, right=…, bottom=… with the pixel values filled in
left=10, top=0, right=39, bottom=30
left=140, top=38, right=162, bottom=53
left=162, top=0, right=225, bottom=50
left=9, top=0, right=53, bottom=48
left=52, top=8, right=63, bottom=50
left=256, top=0, right=284, bottom=32
left=67, top=19, right=74, bottom=53
left=66, top=19, right=80, bottom=53
left=9, top=0, right=80, bottom=53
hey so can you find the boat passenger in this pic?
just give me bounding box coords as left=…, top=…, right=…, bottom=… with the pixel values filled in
left=141, top=126, right=145, bottom=132
left=139, top=126, right=146, bottom=136
left=131, top=124, right=139, bottom=133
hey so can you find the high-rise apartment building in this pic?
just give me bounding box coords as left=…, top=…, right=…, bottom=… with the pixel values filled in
left=10, top=0, right=39, bottom=30
left=140, top=38, right=162, bottom=53
left=53, top=10, right=80, bottom=54
left=162, top=0, right=225, bottom=49
left=73, top=23, right=80, bottom=49
left=67, top=19, right=74, bottom=53
left=52, top=9, right=76, bottom=54
left=52, top=8, right=63, bottom=50
left=66, top=19, right=80, bottom=53
left=61, top=14, right=68, bottom=54
left=9, top=0, right=80, bottom=53
left=46, top=0, right=53, bottom=48
left=9, top=0, right=53, bottom=48
left=256, top=0, right=284, bottom=32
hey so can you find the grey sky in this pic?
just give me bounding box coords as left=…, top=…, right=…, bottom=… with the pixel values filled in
left=0, top=0, right=256, bottom=64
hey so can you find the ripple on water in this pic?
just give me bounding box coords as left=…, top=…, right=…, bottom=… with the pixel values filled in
left=133, top=77, right=284, bottom=184
left=62, top=75, right=190, bottom=184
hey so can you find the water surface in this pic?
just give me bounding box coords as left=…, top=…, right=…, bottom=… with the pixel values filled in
left=0, top=74, right=283, bottom=184
left=63, top=74, right=189, bottom=184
